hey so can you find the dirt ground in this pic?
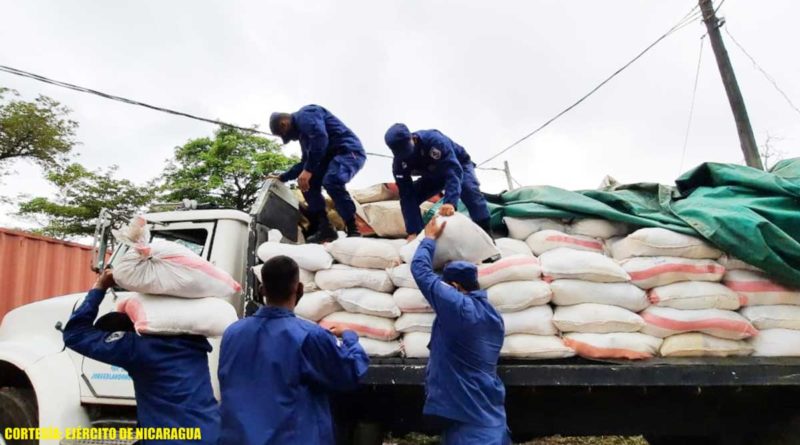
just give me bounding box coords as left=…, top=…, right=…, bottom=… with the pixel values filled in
left=386, top=434, right=648, bottom=445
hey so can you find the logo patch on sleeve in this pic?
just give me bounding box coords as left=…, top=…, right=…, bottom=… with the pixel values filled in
left=104, top=331, right=126, bottom=343
left=429, top=148, right=442, bottom=160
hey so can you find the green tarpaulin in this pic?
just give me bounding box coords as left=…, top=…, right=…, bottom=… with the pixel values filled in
left=434, top=158, right=800, bottom=287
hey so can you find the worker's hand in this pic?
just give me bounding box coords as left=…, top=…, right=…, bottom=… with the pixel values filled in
left=327, top=324, right=346, bottom=337
left=424, top=216, right=447, bottom=240
left=439, top=204, right=455, bottom=216
left=406, top=233, right=417, bottom=243
left=298, top=170, right=312, bottom=192
left=93, top=269, right=115, bottom=291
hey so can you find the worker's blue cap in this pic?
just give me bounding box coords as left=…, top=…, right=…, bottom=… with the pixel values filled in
left=442, top=261, right=479, bottom=291
left=384, top=123, right=414, bottom=159
left=269, top=112, right=292, bottom=144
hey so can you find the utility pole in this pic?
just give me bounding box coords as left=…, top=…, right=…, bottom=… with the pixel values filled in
left=503, top=160, right=515, bottom=190
left=699, top=0, right=764, bottom=170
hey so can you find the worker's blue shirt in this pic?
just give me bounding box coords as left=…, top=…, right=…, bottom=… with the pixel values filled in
left=280, top=104, right=365, bottom=181
left=218, top=306, right=369, bottom=445
left=411, top=238, right=507, bottom=428
left=63, top=289, right=220, bottom=445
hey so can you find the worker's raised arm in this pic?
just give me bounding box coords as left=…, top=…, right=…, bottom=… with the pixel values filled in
left=63, top=272, right=138, bottom=369
left=299, top=327, right=369, bottom=392
left=294, top=106, right=330, bottom=173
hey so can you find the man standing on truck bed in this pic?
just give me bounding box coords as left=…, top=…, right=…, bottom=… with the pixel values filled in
left=62, top=270, right=220, bottom=445
left=411, top=216, right=510, bottom=444
left=218, top=255, right=369, bottom=445
left=270, top=105, right=366, bottom=243
left=385, top=123, right=492, bottom=239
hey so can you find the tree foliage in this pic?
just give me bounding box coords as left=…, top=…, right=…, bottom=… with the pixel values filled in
left=0, top=88, right=78, bottom=173
left=17, top=163, right=156, bottom=238
left=161, top=126, right=297, bottom=211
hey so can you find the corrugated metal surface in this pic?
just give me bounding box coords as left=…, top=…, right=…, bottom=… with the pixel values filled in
left=0, top=228, right=98, bottom=321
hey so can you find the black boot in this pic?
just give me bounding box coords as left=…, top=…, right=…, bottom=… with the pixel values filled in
left=345, top=219, right=361, bottom=238
left=307, top=213, right=337, bottom=244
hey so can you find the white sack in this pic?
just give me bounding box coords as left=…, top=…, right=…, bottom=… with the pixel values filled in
left=540, top=248, right=630, bottom=283
left=114, top=239, right=242, bottom=299
left=723, top=270, right=800, bottom=306
left=501, top=335, right=575, bottom=359
left=553, top=303, right=645, bottom=333
left=401, top=214, right=500, bottom=267
left=660, top=333, right=753, bottom=357
left=361, top=201, right=408, bottom=238
left=563, top=332, right=662, bottom=360
left=740, top=305, right=800, bottom=330
left=621, top=257, right=725, bottom=289
left=350, top=183, right=398, bottom=204
left=335, top=288, right=401, bottom=318
left=550, top=280, right=649, bottom=312
left=393, top=287, right=432, bottom=313
left=640, top=306, right=757, bottom=340
left=319, top=312, right=399, bottom=341
left=253, top=265, right=318, bottom=292
left=487, top=280, right=552, bottom=312
left=526, top=230, right=604, bottom=256
left=495, top=238, right=534, bottom=258
left=403, top=332, right=431, bottom=358
left=295, top=290, right=342, bottom=322
left=648, top=282, right=742, bottom=310
left=315, top=264, right=395, bottom=293
left=503, top=305, right=557, bottom=336
left=749, top=329, right=800, bottom=357
left=395, top=312, right=436, bottom=333
left=326, top=237, right=401, bottom=269
left=257, top=231, right=333, bottom=272
left=358, top=338, right=403, bottom=357
left=478, top=255, right=542, bottom=288
left=116, top=294, right=237, bottom=337
left=388, top=263, right=418, bottom=289
left=503, top=217, right=566, bottom=240
left=568, top=218, right=630, bottom=239
left=611, top=228, right=722, bottom=260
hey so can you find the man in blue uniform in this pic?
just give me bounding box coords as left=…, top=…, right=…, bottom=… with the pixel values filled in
left=218, top=255, right=369, bottom=445
left=62, top=270, right=220, bottom=445
left=384, top=123, right=492, bottom=238
left=411, top=217, right=510, bottom=444
left=270, top=105, right=366, bottom=242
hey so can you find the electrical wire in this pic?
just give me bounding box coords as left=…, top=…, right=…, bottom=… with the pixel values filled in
left=477, top=4, right=701, bottom=167
left=723, top=27, right=800, bottom=118
left=678, top=36, right=706, bottom=174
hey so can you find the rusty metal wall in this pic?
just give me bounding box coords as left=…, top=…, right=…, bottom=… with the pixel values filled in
left=0, top=228, right=98, bottom=321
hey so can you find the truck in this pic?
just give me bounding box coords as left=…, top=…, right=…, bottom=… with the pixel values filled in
left=1, top=180, right=799, bottom=445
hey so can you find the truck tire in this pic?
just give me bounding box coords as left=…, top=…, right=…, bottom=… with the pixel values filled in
left=0, top=387, right=38, bottom=445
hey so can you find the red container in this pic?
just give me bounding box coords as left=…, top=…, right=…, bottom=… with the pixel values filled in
left=0, top=228, right=99, bottom=321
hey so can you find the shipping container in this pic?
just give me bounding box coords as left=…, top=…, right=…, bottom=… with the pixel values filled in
left=0, top=228, right=98, bottom=321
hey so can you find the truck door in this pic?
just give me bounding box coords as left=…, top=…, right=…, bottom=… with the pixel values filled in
left=79, top=221, right=215, bottom=402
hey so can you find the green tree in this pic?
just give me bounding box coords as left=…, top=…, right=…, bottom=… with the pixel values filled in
left=161, top=126, right=297, bottom=211
left=0, top=88, right=77, bottom=174
left=17, top=163, right=156, bottom=238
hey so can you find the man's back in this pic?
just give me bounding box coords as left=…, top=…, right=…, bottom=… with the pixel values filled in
left=218, top=306, right=368, bottom=445
left=293, top=104, right=364, bottom=155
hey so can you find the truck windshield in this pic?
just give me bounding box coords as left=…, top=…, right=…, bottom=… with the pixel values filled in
left=151, top=228, right=208, bottom=256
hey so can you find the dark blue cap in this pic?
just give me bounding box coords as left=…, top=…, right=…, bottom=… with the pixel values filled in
left=384, top=123, right=414, bottom=159
left=442, top=261, right=479, bottom=291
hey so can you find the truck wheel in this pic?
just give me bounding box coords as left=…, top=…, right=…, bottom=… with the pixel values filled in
left=0, top=387, right=38, bottom=445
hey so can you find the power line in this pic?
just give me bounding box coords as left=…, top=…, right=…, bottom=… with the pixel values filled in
left=723, top=27, right=800, bottom=118
left=477, top=5, right=701, bottom=167
left=679, top=36, right=706, bottom=174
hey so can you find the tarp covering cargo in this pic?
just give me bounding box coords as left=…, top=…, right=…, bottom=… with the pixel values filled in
left=432, top=159, right=800, bottom=287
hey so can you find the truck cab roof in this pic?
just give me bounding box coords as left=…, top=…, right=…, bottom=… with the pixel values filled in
left=143, top=209, right=250, bottom=225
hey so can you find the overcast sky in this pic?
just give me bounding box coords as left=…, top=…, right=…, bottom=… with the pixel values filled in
left=1, top=0, right=798, bottom=230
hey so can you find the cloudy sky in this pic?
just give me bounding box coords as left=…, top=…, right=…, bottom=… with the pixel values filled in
left=1, top=0, right=798, bottom=229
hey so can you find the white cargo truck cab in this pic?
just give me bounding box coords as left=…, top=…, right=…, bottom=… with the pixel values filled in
left=0, top=181, right=300, bottom=445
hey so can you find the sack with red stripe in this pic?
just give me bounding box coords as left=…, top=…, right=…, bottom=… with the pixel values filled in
left=553, top=303, right=645, bottom=334
left=116, top=294, right=237, bottom=337
left=640, top=306, right=757, bottom=340
left=723, top=270, right=800, bottom=306
left=648, top=282, right=743, bottom=310
left=621, top=256, right=725, bottom=289
left=525, top=230, right=604, bottom=256
left=540, top=248, right=630, bottom=283
left=563, top=332, right=662, bottom=360
left=478, top=254, right=542, bottom=288
left=113, top=217, right=241, bottom=299
left=319, top=312, right=399, bottom=341
left=610, top=228, right=722, bottom=260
